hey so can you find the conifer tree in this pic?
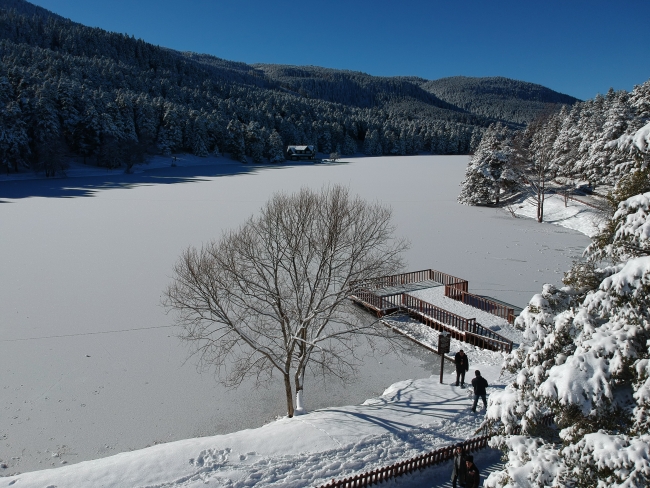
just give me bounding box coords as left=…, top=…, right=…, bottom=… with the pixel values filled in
left=458, top=123, right=513, bottom=205
left=267, top=131, right=285, bottom=163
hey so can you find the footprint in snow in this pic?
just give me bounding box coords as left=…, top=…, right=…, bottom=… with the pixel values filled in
left=191, top=448, right=231, bottom=468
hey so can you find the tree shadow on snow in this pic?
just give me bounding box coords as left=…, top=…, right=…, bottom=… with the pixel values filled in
left=324, top=394, right=471, bottom=434
left=0, top=159, right=335, bottom=202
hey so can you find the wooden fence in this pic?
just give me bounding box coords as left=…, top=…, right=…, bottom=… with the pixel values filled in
left=317, top=435, right=490, bottom=488
left=565, top=194, right=602, bottom=210
left=429, top=270, right=468, bottom=291
left=317, top=414, right=555, bottom=488
left=352, top=269, right=515, bottom=325
left=351, top=269, right=432, bottom=291
left=464, top=329, right=513, bottom=353
left=446, top=289, right=515, bottom=324
left=401, top=293, right=475, bottom=336
left=351, top=290, right=513, bottom=353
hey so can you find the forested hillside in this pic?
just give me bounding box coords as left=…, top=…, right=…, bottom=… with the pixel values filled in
left=422, top=76, right=579, bottom=126
left=0, top=0, right=577, bottom=174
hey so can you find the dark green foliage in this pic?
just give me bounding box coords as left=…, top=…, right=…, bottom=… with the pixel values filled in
left=562, top=260, right=603, bottom=294
left=607, top=165, right=650, bottom=208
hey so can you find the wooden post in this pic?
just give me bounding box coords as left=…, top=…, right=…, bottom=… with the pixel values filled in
left=438, top=332, right=450, bottom=384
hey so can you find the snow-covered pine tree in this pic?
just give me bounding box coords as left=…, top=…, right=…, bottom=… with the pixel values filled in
left=583, top=89, right=634, bottom=185
left=484, top=123, right=650, bottom=488
left=187, top=112, right=209, bottom=157
left=342, top=133, right=357, bottom=155
left=458, top=123, right=513, bottom=205
left=226, top=119, right=247, bottom=163
left=0, top=77, right=30, bottom=172
left=363, top=129, right=382, bottom=155
left=267, top=131, right=284, bottom=163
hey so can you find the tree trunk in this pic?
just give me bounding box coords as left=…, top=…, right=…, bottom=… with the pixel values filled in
left=294, top=369, right=305, bottom=415
left=284, top=374, right=294, bottom=418
left=295, top=388, right=304, bottom=414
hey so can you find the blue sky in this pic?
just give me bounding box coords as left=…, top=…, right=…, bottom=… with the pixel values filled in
left=29, top=0, right=650, bottom=101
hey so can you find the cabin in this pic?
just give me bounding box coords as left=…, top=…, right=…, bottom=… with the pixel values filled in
left=286, top=145, right=316, bottom=161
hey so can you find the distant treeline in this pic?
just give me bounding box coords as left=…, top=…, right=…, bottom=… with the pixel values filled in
left=0, top=0, right=578, bottom=174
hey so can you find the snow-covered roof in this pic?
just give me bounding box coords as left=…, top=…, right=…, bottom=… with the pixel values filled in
left=287, top=145, right=315, bottom=151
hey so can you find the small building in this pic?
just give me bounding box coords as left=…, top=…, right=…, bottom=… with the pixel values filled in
left=286, top=145, right=316, bottom=161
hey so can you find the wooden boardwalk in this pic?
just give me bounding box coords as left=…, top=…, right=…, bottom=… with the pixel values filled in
left=350, top=269, right=515, bottom=353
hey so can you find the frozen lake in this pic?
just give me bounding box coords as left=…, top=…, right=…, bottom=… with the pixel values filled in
left=0, top=155, right=590, bottom=473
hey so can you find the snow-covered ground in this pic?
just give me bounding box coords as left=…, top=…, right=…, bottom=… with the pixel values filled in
left=510, top=193, right=604, bottom=238
left=0, top=155, right=592, bottom=483
left=1, top=325, right=511, bottom=488
left=408, top=286, right=511, bottom=329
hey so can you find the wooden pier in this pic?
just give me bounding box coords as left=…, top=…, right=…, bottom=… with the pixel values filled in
left=350, top=269, right=515, bottom=353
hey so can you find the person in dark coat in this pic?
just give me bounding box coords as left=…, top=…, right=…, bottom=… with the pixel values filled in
left=471, top=370, right=489, bottom=412
left=465, top=455, right=480, bottom=488
left=450, top=443, right=467, bottom=488
left=454, top=349, right=469, bottom=386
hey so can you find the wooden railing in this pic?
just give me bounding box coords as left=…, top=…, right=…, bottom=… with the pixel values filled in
left=317, top=435, right=490, bottom=488
left=353, top=270, right=513, bottom=325
left=353, top=269, right=433, bottom=290
left=565, top=194, right=602, bottom=210
left=353, top=269, right=468, bottom=292
left=446, top=289, right=515, bottom=324
left=401, top=293, right=475, bottom=333
left=430, top=270, right=468, bottom=290
left=318, top=414, right=555, bottom=488
left=401, top=294, right=512, bottom=352
left=350, top=291, right=401, bottom=315
left=464, top=330, right=513, bottom=353
left=351, top=289, right=513, bottom=353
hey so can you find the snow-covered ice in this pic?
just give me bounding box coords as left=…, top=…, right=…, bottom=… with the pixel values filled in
left=0, top=155, right=590, bottom=482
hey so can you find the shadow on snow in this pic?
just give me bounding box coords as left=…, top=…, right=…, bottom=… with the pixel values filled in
left=0, top=159, right=343, bottom=202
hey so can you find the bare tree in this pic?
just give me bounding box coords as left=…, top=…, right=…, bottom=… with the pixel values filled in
left=163, top=185, right=408, bottom=417
left=511, top=109, right=561, bottom=223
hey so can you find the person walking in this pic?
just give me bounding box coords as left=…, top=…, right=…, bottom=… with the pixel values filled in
left=454, top=349, right=469, bottom=387
left=450, top=443, right=467, bottom=488
left=471, top=370, right=489, bottom=412
left=465, top=455, right=480, bottom=488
